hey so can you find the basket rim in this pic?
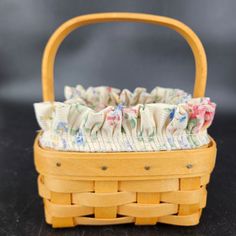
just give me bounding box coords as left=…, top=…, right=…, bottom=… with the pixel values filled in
left=34, top=132, right=216, bottom=157
left=34, top=133, right=217, bottom=180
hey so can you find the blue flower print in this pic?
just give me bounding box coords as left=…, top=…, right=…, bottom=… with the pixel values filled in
left=62, top=138, right=67, bottom=149
left=113, top=103, right=123, bottom=115
left=179, top=115, right=186, bottom=123
left=125, top=140, right=133, bottom=150
left=75, top=130, right=84, bottom=145
left=56, top=122, right=68, bottom=133
left=169, top=108, right=175, bottom=120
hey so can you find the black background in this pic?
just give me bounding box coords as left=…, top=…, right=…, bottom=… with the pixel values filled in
left=0, top=1, right=235, bottom=235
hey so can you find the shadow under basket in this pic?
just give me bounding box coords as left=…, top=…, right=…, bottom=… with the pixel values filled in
left=34, top=12, right=217, bottom=227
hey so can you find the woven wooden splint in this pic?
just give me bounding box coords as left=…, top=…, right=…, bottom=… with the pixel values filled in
left=34, top=13, right=217, bottom=228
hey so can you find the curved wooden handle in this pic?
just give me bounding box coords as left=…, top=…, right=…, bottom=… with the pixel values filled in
left=42, top=12, right=207, bottom=101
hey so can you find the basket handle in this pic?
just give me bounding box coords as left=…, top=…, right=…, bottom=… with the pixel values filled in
left=42, top=12, right=207, bottom=101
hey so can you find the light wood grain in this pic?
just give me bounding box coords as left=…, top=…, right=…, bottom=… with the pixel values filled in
left=34, top=13, right=217, bottom=228
left=41, top=12, right=207, bottom=101
left=34, top=134, right=216, bottom=179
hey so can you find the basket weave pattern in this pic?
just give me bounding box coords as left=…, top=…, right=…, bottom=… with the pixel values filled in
left=39, top=175, right=209, bottom=227
left=34, top=13, right=217, bottom=227
left=35, top=136, right=216, bottom=227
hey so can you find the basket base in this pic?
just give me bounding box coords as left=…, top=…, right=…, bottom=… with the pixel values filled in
left=35, top=136, right=216, bottom=228
left=45, top=214, right=202, bottom=228
left=38, top=175, right=207, bottom=228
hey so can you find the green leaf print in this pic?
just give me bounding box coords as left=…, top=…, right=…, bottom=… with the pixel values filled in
left=121, top=126, right=126, bottom=134
left=137, top=131, right=143, bottom=141
left=130, top=118, right=136, bottom=129
left=85, top=127, right=90, bottom=133
left=124, top=113, right=129, bottom=119
left=148, top=130, right=155, bottom=141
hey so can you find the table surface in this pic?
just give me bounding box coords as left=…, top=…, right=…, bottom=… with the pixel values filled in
left=0, top=101, right=235, bottom=236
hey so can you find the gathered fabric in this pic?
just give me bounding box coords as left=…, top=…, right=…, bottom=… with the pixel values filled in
left=34, top=85, right=216, bottom=152
left=64, top=85, right=192, bottom=111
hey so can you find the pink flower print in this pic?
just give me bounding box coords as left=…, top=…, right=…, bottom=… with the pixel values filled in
left=107, top=87, right=112, bottom=93
left=203, top=105, right=216, bottom=128
left=188, top=107, right=205, bottom=132
left=123, top=107, right=138, bottom=116
left=189, top=105, right=207, bottom=119
left=187, top=98, right=216, bottom=133
left=106, top=106, right=122, bottom=126
left=106, top=114, right=121, bottom=126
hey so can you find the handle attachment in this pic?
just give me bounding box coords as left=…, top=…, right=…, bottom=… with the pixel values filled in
left=42, top=13, right=207, bottom=101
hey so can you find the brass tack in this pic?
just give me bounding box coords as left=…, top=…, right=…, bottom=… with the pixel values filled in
left=144, top=166, right=151, bottom=171
left=186, top=164, right=193, bottom=169
left=101, top=166, right=108, bottom=171
left=56, top=162, right=61, bottom=167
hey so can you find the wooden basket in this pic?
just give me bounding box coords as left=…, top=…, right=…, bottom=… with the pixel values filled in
left=34, top=12, right=217, bottom=228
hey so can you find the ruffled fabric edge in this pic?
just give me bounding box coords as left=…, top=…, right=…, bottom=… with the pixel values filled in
left=34, top=95, right=216, bottom=152
left=64, top=85, right=192, bottom=111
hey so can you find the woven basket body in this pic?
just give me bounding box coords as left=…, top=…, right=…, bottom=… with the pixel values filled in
left=34, top=13, right=217, bottom=227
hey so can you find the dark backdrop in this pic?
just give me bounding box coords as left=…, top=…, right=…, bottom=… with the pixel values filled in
left=0, top=0, right=236, bottom=113
left=0, top=1, right=236, bottom=236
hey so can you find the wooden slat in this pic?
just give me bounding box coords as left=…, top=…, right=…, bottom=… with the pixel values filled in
left=119, top=179, right=178, bottom=192
left=38, top=175, right=51, bottom=199
left=200, top=188, right=207, bottom=208
left=119, top=203, right=178, bottom=218
left=201, top=175, right=210, bottom=186
left=72, top=191, right=135, bottom=207
left=94, top=181, right=118, bottom=218
left=50, top=192, right=74, bottom=227
left=161, top=189, right=204, bottom=204
left=178, top=177, right=201, bottom=215
left=34, top=135, right=216, bottom=179
left=44, top=176, right=94, bottom=193
left=75, top=216, right=134, bottom=225
left=45, top=199, right=93, bottom=217
left=159, top=212, right=200, bottom=226
left=135, top=193, right=160, bottom=225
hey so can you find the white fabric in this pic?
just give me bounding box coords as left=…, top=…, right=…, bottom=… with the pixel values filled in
left=34, top=85, right=216, bottom=152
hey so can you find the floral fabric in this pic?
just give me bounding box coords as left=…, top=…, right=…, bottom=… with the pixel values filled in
left=34, top=85, right=216, bottom=152
left=64, top=85, right=191, bottom=111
